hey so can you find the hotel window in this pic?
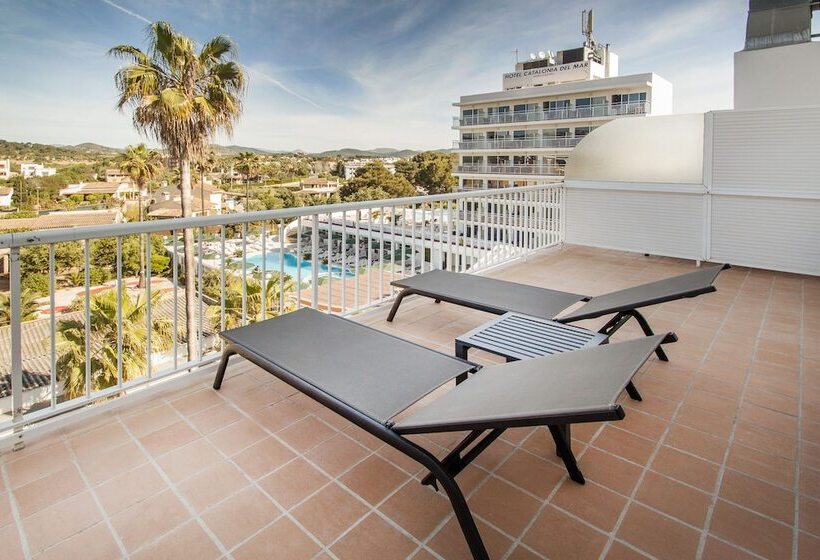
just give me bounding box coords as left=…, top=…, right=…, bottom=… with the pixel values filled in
left=462, top=179, right=483, bottom=190
left=513, top=130, right=538, bottom=140
left=487, top=155, right=510, bottom=165
left=486, top=131, right=509, bottom=140
left=575, top=126, right=593, bottom=138
left=487, top=180, right=510, bottom=189
left=487, top=106, right=510, bottom=115
left=462, top=156, right=483, bottom=165
left=545, top=99, right=570, bottom=113
left=612, top=92, right=646, bottom=105
left=513, top=155, right=537, bottom=165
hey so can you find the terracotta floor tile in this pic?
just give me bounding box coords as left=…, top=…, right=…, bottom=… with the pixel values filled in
left=617, top=503, right=700, bottom=560
left=635, top=470, right=711, bottom=527
left=304, top=433, right=371, bottom=478
left=701, top=536, right=760, bottom=559
left=799, top=531, right=820, bottom=560
left=155, top=437, right=223, bottom=483
left=201, top=486, right=280, bottom=549
left=110, top=489, right=190, bottom=552
left=250, top=399, right=310, bottom=433
left=376, top=444, right=425, bottom=476
left=277, top=416, right=337, bottom=454
left=187, top=402, right=242, bottom=435
left=616, top=408, right=669, bottom=441
left=331, top=513, right=417, bottom=560
left=340, top=455, right=409, bottom=506
left=378, top=481, right=451, bottom=541
left=592, top=425, right=656, bottom=465
left=710, top=499, right=792, bottom=560
left=169, top=387, right=224, bottom=417
left=468, top=476, right=541, bottom=537
left=121, top=403, right=179, bottom=439
left=177, top=461, right=249, bottom=513
left=473, top=438, right=515, bottom=471
left=552, top=480, right=627, bottom=531
left=23, top=490, right=103, bottom=555
left=94, top=462, right=166, bottom=516
left=76, top=440, right=147, bottom=486
left=258, top=457, right=329, bottom=509
left=734, top=422, right=797, bottom=460
left=651, top=445, right=719, bottom=492
left=291, top=482, right=369, bottom=545
left=429, top=516, right=513, bottom=560
left=523, top=504, right=607, bottom=560
left=233, top=516, right=319, bottom=560
left=577, top=447, right=644, bottom=495
left=68, top=422, right=131, bottom=458
left=207, top=417, right=267, bottom=456
left=800, top=495, right=820, bottom=536
left=739, top=403, right=798, bottom=436
left=5, top=444, right=73, bottom=489
left=34, top=522, right=121, bottom=560
left=675, top=404, right=735, bottom=439
left=494, top=449, right=566, bottom=499
left=605, top=541, right=653, bottom=559
left=665, top=423, right=728, bottom=463
left=0, top=492, right=14, bottom=529
left=720, top=469, right=795, bottom=524
left=507, top=544, right=545, bottom=560
left=726, top=443, right=795, bottom=488
left=13, top=463, right=85, bottom=518
left=130, top=520, right=221, bottom=560
left=138, top=420, right=199, bottom=458
left=801, top=467, right=820, bottom=499
left=232, top=437, right=296, bottom=479
left=745, top=387, right=799, bottom=416
left=0, top=523, right=26, bottom=560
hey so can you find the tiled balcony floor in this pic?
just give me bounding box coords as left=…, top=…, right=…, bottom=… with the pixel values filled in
left=1, top=245, right=818, bottom=559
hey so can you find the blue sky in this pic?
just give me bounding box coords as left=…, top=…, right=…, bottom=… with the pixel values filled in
left=0, top=0, right=747, bottom=152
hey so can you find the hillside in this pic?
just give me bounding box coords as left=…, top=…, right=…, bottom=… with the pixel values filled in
left=312, top=148, right=421, bottom=158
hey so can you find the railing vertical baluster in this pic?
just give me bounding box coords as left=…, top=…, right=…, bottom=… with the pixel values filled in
left=297, top=216, right=303, bottom=310
left=241, top=223, right=248, bottom=325
left=83, top=239, right=91, bottom=398
left=390, top=205, right=396, bottom=289
left=115, top=238, right=123, bottom=389
left=354, top=211, right=360, bottom=309
left=9, top=247, right=22, bottom=420
left=262, top=221, right=267, bottom=321
left=341, top=211, right=347, bottom=312
left=326, top=213, right=332, bottom=313
left=146, top=232, right=153, bottom=376
left=196, top=227, right=202, bottom=359
left=172, top=230, right=179, bottom=368
left=49, top=244, right=57, bottom=408
left=311, top=214, right=319, bottom=309
left=219, top=227, right=226, bottom=336
left=278, top=219, right=285, bottom=315
left=366, top=209, right=372, bottom=306
left=379, top=206, right=385, bottom=299
left=411, top=203, right=416, bottom=275
left=446, top=199, right=452, bottom=272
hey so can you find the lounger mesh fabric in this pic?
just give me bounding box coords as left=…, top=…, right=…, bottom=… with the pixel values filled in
left=220, top=308, right=473, bottom=421
left=390, top=269, right=587, bottom=319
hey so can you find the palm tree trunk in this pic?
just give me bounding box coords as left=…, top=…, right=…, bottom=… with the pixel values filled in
left=180, top=158, right=198, bottom=361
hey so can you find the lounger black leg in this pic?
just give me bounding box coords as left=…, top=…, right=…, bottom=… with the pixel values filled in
left=548, top=424, right=585, bottom=484
left=631, top=310, right=669, bottom=361
left=625, top=381, right=643, bottom=401
left=435, top=470, right=489, bottom=560
left=386, top=289, right=413, bottom=322
left=212, top=347, right=237, bottom=390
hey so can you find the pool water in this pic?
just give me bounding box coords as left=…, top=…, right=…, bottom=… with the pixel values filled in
left=236, top=251, right=353, bottom=280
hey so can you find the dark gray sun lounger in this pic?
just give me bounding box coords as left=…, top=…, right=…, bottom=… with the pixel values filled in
left=388, top=264, right=729, bottom=362
left=213, top=307, right=670, bottom=560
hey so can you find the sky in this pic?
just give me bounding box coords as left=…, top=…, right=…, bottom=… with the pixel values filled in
left=0, top=0, right=748, bottom=153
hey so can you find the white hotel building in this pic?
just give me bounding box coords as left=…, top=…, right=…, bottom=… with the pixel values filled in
left=453, top=38, right=672, bottom=191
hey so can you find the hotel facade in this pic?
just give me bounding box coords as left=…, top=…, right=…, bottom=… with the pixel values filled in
left=453, top=38, right=673, bottom=191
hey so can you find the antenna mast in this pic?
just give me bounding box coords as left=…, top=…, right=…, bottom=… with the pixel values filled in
left=582, top=9, right=595, bottom=48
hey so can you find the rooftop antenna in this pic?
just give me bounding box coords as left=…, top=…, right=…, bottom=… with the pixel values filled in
left=582, top=9, right=595, bottom=48
left=511, top=48, right=519, bottom=63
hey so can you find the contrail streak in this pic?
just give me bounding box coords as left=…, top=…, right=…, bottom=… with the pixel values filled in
left=101, top=0, right=151, bottom=24
left=99, top=0, right=322, bottom=109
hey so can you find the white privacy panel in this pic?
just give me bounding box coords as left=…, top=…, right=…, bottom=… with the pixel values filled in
left=565, top=186, right=705, bottom=260
left=710, top=195, right=820, bottom=276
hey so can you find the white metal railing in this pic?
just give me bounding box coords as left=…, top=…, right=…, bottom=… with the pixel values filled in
left=455, top=137, right=583, bottom=150
left=0, top=184, right=564, bottom=434
left=454, top=102, right=650, bottom=127
left=454, top=164, right=566, bottom=176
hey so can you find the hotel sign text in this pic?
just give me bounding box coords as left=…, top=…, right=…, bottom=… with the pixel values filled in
left=503, top=61, right=592, bottom=89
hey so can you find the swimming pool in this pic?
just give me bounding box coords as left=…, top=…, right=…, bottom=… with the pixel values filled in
left=235, top=250, right=353, bottom=280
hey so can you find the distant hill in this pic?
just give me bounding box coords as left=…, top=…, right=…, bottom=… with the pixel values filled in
left=71, top=142, right=122, bottom=154
left=210, top=144, right=279, bottom=156
left=312, top=148, right=421, bottom=158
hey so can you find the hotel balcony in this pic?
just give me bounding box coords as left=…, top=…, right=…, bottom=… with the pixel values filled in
left=454, top=137, right=582, bottom=150
left=0, top=173, right=820, bottom=560
left=454, top=164, right=565, bottom=176
left=453, top=102, right=650, bottom=128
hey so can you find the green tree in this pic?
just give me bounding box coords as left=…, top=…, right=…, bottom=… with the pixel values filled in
left=110, top=21, right=246, bottom=361
left=208, top=273, right=296, bottom=330
left=56, top=290, right=175, bottom=400
left=195, top=149, right=219, bottom=214
left=234, top=151, right=260, bottom=206
left=343, top=186, right=391, bottom=203
left=340, top=161, right=415, bottom=200
left=0, top=289, right=40, bottom=326
left=90, top=236, right=169, bottom=278
left=116, top=144, right=162, bottom=288
left=20, top=242, right=83, bottom=277
left=403, top=152, right=457, bottom=195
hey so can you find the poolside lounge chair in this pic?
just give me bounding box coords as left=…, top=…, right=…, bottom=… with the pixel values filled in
left=213, top=308, right=671, bottom=560
left=387, top=264, right=729, bottom=362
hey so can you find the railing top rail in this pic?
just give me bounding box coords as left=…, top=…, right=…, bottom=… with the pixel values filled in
left=0, top=183, right=562, bottom=248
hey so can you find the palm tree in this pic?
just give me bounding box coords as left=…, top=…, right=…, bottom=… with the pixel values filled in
left=116, top=144, right=162, bottom=288
left=56, top=290, right=174, bottom=400
left=208, top=273, right=296, bottom=330
left=0, top=289, right=40, bottom=326
left=195, top=149, right=218, bottom=215
left=234, top=151, right=259, bottom=208
left=110, top=22, right=246, bottom=360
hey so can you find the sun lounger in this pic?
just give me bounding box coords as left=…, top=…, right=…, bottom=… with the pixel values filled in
left=213, top=308, right=669, bottom=560
left=387, top=264, right=728, bottom=361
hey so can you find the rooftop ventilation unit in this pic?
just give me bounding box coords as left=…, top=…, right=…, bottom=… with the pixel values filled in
left=744, top=0, right=815, bottom=50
